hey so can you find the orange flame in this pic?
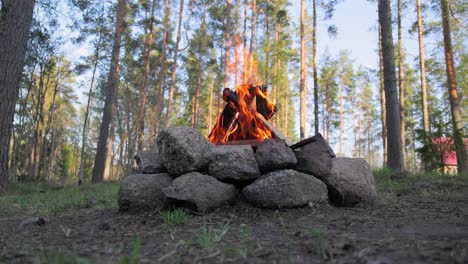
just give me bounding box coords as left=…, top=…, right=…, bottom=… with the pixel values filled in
left=208, top=34, right=275, bottom=144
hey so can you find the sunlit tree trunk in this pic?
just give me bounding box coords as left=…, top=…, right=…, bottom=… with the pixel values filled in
left=78, top=28, right=102, bottom=185
left=224, top=0, right=231, bottom=88
left=338, top=64, right=344, bottom=156
left=378, top=22, right=387, bottom=167
left=416, top=0, right=430, bottom=137
left=378, top=0, right=404, bottom=172
left=397, top=0, right=406, bottom=170
left=264, top=0, right=270, bottom=89
left=154, top=0, right=170, bottom=134
left=137, top=0, right=156, bottom=151
left=165, top=0, right=185, bottom=127
left=440, top=0, right=467, bottom=173
left=299, top=0, right=306, bottom=139
left=312, top=0, right=319, bottom=135
left=92, top=0, right=125, bottom=183
left=193, top=3, right=207, bottom=129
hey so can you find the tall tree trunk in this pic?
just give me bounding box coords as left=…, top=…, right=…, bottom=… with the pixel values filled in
left=154, top=0, right=170, bottom=134
left=378, top=0, right=404, bottom=172
left=0, top=0, right=35, bottom=189
left=249, top=0, right=256, bottom=55
left=165, top=0, right=185, bottom=127
left=378, top=22, right=387, bottom=167
left=397, top=0, right=406, bottom=170
left=137, top=0, right=156, bottom=151
left=224, top=0, right=231, bottom=88
left=103, top=111, right=115, bottom=181
left=312, top=0, right=319, bottom=135
left=299, top=0, right=306, bottom=140
left=338, top=64, right=344, bottom=156
left=78, top=28, right=102, bottom=185
left=92, top=0, right=125, bottom=183
left=440, top=0, right=467, bottom=173
left=264, top=0, right=270, bottom=89
left=416, top=0, right=430, bottom=138
left=193, top=3, right=207, bottom=129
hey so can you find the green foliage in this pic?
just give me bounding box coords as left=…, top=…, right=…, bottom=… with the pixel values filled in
left=159, top=208, right=190, bottom=226
left=0, top=182, right=118, bottom=216
left=308, top=227, right=327, bottom=255
left=121, top=236, right=140, bottom=264
left=196, top=221, right=230, bottom=250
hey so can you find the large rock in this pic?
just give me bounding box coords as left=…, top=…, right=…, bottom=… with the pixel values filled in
left=242, top=170, right=328, bottom=208
left=294, top=133, right=336, bottom=179
left=162, top=172, right=238, bottom=212
left=255, top=139, right=297, bottom=173
left=208, top=145, right=261, bottom=183
left=118, top=173, right=173, bottom=212
left=325, top=158, right=377, bottom=207
left=134, top=149, right=165, bottom=174
left=157, top=125, right=212, bottom=175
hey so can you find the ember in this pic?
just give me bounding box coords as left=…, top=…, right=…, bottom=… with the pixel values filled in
left=208, top=83, right=278, bottom=144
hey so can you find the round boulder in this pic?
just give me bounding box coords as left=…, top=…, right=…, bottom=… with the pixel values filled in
left=326, top=158, right=377, bottom=207
left=242, top=169, right=328, bottom=208
left=255, top=139, right=297, bottom=173
left=208, top=145, right=261, bottom=183
left=162, top=172, right=238, bottom=213
left=118, top=173, right=173, bottom=212
left=134, top=148, right=165, bottom=174
left=156, top=125, right=212, bottom=175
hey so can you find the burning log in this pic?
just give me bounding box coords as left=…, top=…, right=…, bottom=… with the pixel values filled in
left=208, top=84, right=278, bottom=144
left=222, top=85, right=277, bottom=120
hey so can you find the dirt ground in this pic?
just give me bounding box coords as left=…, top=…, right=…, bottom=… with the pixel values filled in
left=1, top=178, right=467, bottom=263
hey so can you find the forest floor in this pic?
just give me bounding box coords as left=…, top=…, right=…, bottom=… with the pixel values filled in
left=0, top=171, right=467, bottom=264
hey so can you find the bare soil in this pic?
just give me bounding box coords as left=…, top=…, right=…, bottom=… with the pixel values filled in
left=1, top=178, right=467, bottom=263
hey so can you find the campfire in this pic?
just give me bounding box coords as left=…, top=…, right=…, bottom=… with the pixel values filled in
left=208, top=83, right=279, bottom=145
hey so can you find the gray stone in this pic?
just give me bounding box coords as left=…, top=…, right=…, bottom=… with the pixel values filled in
left=326, top=158, right=377, bottom=207
left=118, top=173, right=173, bottom=212
left=255, top=139, right=297, bottom=172
left=162, top=172, right=238, bottom=213
left=156, top=125, right=212, bottom=175
left=134, top=148, right=165, bottom=174
left=242, top=169, right=328, bottom=208
left=295, top=133, right=336, bottom=179
left=208, top=145, right=261, bottom=182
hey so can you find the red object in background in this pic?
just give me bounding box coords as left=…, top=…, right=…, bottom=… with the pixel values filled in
left=432, top=137, right=468, bottom=165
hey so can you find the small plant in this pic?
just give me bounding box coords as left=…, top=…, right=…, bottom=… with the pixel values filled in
left=121, top=235, right=140, bottom=264
left=159, top=208, right=190, bottom=226
left=308, top=227, right=327, bottom=256
left=197, top=221, right=230, bottom=249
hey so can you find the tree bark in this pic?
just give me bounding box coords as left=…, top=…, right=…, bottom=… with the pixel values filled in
left=378, top=0, right=404, bottom=172
left=378, top=22, right=387, bottom=167
left=416, top=0, right=430, bottom=137
left=153, top=0, right=170, bottom=134
left=299, top=0, right=306, bottom=140
left=78, top=26, right=102, bottom=185
left=312, top=0, right=319, bottom=135
left=192, top=2, right=207, bottom=129
left=264, top=0, right=270, bottom=89
left=0, top=0, right=35, bottom=189
left=440, top=0, right=467, bottom=174
left=92, top=0, right=125, bottom=183
left=397, top=0, right=406, bottom=170
left=137, top=0, right=156, bottom=151
left=224, top=0, right=231, bottom=88
left=165, top=0, right=185, bottom=128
